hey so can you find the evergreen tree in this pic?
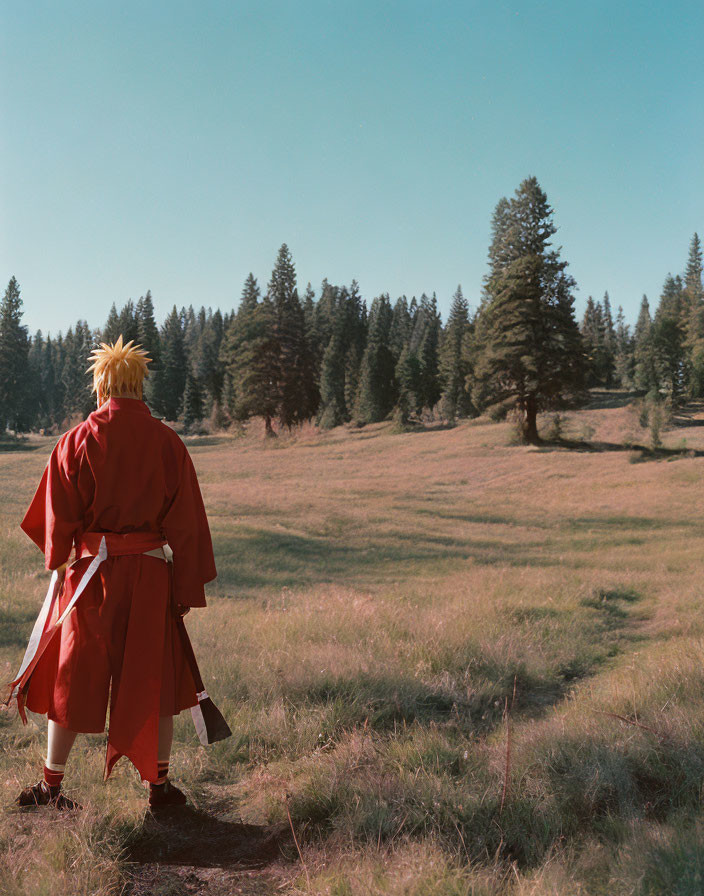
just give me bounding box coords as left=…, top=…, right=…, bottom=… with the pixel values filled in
left=197, top=308, right=225, bottom=412
left=580, top=296, right=615, bottom=387
left=390, top=296, right=413, bottom=362
left=633, top=295, right=658, bottom=394
left=62, top=320, right=94, bottom=420
left=318, top=332, right=347, bottom=429
left=182, top=305, right=200, bottom=368
left=136, top=291, right=161, bottom=362
left=354, top=294, right=396, bottom=424
left=117, top=300, right=139, bottom=344
left=150, top=306, right=186, bottom=420
left=302, top=282, right=316, bottom=339
left=309, top=279, right=336, bottom=375
left=52, top=334, right=67, bottom=426
left=268, top=244, right=318, bottom=426
left=601, top=292, right=617, bottom=386
left=580, top=297, right=601, bottom=386
left=220, top=276, right=280, bottom=433
left=103, top=303, right=121, bottom=342
left=652, top=275, right=687, bottom=401
left=182, top=369, right=204, bottom=431
left=393, top=342, right=421, bottom=425
left=407, top=293, right=442, bottom=414
left=683, top=234, right=704, bottom=396
left=27, top=331, right=46, bottom=429
left=0, top=277, right=31, bottom=432
left=439, top=285, right=473, bottom=421
left=614, top=305, right=634, bottom=388
left=472, top=178, right=586, bottom=443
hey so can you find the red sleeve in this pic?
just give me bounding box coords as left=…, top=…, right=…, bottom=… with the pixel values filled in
left=20, top=434, right=84, bottom=570
left=162, top=446, right=217, bottom=608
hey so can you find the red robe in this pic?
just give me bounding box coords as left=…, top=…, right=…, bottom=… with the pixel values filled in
left=17, top=397, right=217, bottom=782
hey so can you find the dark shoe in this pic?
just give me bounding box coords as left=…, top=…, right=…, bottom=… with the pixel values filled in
left=16, top=780, right=81, bottom=810
left=148, top=778, right=188, bottom=809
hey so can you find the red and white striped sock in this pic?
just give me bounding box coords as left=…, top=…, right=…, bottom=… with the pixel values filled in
left=44, top=761, right=65, bottom=793
left=150, top=761, right=169, bottom=788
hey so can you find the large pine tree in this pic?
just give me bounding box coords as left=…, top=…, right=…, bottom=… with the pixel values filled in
left=472, top=177, right=586, bottom=443
left=221, top=275, right=280, bottom=433
left=268, top=244, right=318, bottom=427
left=0, top=277, right=31, bottom=432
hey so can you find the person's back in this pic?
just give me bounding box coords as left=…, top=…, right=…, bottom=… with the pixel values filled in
left=7, top=337, right=225, bottom=810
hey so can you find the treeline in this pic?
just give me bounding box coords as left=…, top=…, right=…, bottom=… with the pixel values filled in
left=579, top=233, right=704, bottom=401
left=0, top=178, right=701, bottom=441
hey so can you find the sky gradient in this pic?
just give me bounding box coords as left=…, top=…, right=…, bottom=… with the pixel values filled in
left=2, top=1, right=703, bottom=336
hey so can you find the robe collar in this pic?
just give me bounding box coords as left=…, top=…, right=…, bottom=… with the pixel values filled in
left=106, top=397, right=151, bottom=415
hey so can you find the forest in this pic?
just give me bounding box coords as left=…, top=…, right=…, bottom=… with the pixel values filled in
left=0, top=177, right=702, bottom=444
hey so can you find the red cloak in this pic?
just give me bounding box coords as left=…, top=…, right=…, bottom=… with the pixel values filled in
left=15, top=397, right=217, bottom=783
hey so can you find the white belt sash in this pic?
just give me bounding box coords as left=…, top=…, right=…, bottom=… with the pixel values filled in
left=9, top=537, right=172, bottom=703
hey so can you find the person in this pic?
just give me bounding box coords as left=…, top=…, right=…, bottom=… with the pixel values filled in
left=6, top=335, right=226, bottom=810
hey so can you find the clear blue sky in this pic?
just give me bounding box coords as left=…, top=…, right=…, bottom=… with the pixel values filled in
left=2, top=1, right=702, bottom=336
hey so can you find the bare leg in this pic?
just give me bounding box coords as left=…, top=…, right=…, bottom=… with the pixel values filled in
left=47, top=719, right=78, bottom=769
left=148, top=715, right=186, bottom=806
left=158, top=715, right=173, bottom=764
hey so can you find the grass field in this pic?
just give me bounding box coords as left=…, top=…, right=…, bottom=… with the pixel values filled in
left=2, top=395, right=704, bottom=895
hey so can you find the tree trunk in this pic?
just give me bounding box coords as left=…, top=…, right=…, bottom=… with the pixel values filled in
left=522, top=394, right=539, bottom=444
left=264, top=414, right=276, bottom=438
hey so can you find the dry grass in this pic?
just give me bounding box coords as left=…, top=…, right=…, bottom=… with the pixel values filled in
left=2, top=396, right=704, bottom=894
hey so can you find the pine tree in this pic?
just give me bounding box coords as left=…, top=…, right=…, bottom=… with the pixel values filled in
left=136, top=291, right=161, bottom=362
left=390, top=297, right=413, bottom=362
left=182, top=306, right=200, bottom=369
left=220, top=276, right=280, bottom=433
left=318, top=332, right=346, bottom=429
left=52, top=334, right=67, bottom=426
left=150, top=307, right=186, bottom=420
left=633, top=295, right=658, bottom=394
left=201, top=309, right=225, bottom=410
left=472, top=178, right=586, bottom=443
left=27, top=331, right=45, bottom=429
left=683, top=234, right=704, bottom=396
left=601, top=292, right=617, bottom=386
left=393, top=342, right=421, bottom=427
left=103, top=303, right=121, bottom=342
left=653, top=275, right=686, bottom=401
left=354, top=294, right=395, bottom=424
left=117, top=300, right=139, bottom=344
left=439, top=285, right=473, bottom=421
left=62, top=320, right=94, bottom=420
left=580, top=297, right=601, bottom=387
left=614, top=305, right=634, bottom=388
left=268, top=244, right=318, bottom=427
left=0, top=277, right=31, bottom=432
left=182, top=369, right=204, bottom=431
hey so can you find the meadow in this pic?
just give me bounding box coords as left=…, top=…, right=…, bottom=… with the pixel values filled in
left=1, top=395, right=704, bottom=895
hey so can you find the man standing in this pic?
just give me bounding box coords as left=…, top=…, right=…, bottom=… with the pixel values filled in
left=8, top=336, right=225, bottom=809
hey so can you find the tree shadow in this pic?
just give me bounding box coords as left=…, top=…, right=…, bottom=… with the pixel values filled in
left=126, top=805, right=292, bottom=870
left=671, top=412, right=704, bottom=428
left=0, top=438, right=41, bottom=453
left=539, top=436, right=704, bottom=458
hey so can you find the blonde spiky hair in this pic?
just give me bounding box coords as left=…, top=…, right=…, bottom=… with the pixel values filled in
left=87, top=335, right=151, bottom=405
